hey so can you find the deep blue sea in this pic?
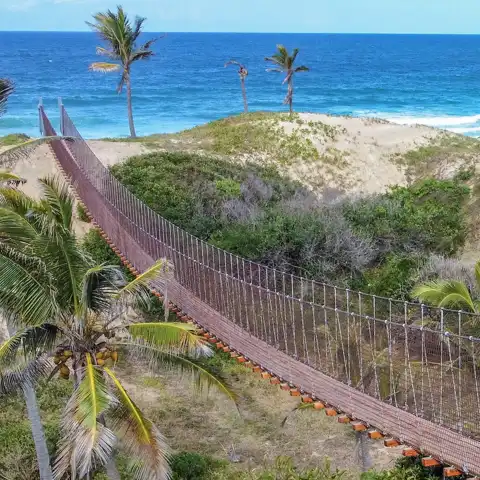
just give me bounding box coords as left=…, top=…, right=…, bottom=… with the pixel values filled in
left=2, top=32, right=480, bottom=138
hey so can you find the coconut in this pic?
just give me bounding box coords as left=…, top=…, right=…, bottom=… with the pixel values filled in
left=63, top=350, right=73, bottom=358
left=96, top=352, right=104, bottom=360
left=96, top=358, right=105, bottom=366
left=53, top=356, right=61, bottom=365
left=111, top=351, right=118, bottom=362
left=60, top=365, right=70, bottom=376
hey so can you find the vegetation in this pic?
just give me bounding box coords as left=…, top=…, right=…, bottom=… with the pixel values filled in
left=0, top=133, right=30, bottom=146
left=413, top=259, right=480, bottom=312
left=87, top=6, right=157, bottom=138
left=0, top=177, right=236, bottom=479
left=110, top=151, right=470, bottom=295
left=265, top=45, right=309, bottom=116
left=76, top=202, right=90, bottom=222
left=225, top=60, right=249, bottom=113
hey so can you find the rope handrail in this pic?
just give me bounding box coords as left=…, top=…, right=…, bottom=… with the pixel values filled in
left=40, top=103, right=480, bottom=474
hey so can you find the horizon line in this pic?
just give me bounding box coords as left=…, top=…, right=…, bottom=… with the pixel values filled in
left=2, top=30, right=480, bottom=35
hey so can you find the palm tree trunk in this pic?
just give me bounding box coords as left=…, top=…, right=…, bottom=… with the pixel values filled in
left=23, top=382, right=54, bottom=480
left=241, top=78, right=248, bottom=113
left=288, top=77, right=293, bottom=117
left=106, top=459, right=121, bottom=480
left=0, top=314, right=9, bottom=344
left=125, top=73, right=137, bottom=138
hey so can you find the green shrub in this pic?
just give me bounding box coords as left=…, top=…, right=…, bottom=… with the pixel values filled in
left=0, top=133, right=30, bottom=145
left=110, top=151, right=299, bottom=240
left=361, top=457, right=441, bottom=480
left=82, top=228, right=127, bottom=272
left=343, top=179, right=470, bottom=257
left=358, top=253, right=424, bottom=299
left=76, top=202, right=91, bottom=222
left=215, top=178, right=242, bottom=198
left=170, top=451, right=224, bottom=480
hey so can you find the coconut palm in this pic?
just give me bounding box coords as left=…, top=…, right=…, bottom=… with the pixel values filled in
left=0, top=177, right=236, bottom=479
left=412, top=260, right=480, bottom=313
left=265, top=45, right=309, bottom=117
left=225, top=60, right=249, bottom=113
left=87, top=6, right=157, bottom=138
left=0, top=80, right=70, bottom=480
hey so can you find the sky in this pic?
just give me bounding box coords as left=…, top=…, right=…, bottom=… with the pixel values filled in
left=0, top=0, right=480, bottom=34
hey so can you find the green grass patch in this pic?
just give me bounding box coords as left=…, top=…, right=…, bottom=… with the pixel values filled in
left=0, top=133, right=30, bottom=146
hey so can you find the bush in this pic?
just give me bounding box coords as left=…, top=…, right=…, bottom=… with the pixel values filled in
left=358, top=253, right=424, bottom=299
left=361, top=457, right=441, bottom=480
left=76, top=203, right=91, bottom=223
left=343, top=179, right=470, bottom=258
left=110, top=151, right=300, bottom=240
left=170, top=452, right=223, bottom=480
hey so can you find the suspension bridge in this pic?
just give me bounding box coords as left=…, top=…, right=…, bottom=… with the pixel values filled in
left=39, top=102, right=480, bottom=476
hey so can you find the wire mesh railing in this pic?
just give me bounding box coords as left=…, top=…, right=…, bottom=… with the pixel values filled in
left=40, top=103, right=480, bottom=473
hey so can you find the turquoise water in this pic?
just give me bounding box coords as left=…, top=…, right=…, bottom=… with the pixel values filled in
left=2, top=32, right=480, bottom=138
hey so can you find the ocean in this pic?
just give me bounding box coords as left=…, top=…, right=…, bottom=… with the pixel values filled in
left=1, top=32, right=480, bottom=139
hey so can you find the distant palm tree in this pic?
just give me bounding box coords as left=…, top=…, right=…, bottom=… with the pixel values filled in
left=87, top=6, right=157, bottom=138
left=412, top=260, right=480, bottom=313
left=225, top=60, right=249, bottom=113
left=265, top=45, right=309, bottom=117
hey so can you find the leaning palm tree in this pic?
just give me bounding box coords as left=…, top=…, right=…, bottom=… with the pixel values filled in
left=0, top=177, right=236, bottom=479
left=225, top=60, right=249, bottom=113
left=87, top=6, right=157, bottom=138
left=412, top=260, right=480, bottom=313
left=265, top=45, right=309, bottom=117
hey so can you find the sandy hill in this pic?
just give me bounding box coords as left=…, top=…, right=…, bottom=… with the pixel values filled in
left=7, top=111, right=480, bottom=255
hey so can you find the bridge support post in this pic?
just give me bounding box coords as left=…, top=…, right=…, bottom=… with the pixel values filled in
left=38, top=97, right=44, bottom=136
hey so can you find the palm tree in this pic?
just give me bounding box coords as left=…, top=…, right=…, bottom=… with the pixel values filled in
left=0, top=177, right=236, bottom=479
left=87, top=6, right=157, bottom=138
left=225, top=60, right=249, bottom=113
left=412, top=260, right=480, bottom=313
left=265, top=45, right=309, bottom=117
left=0, top=80, right=68, bottom=480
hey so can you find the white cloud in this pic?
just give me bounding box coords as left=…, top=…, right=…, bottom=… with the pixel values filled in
left=7, top=0, right=38, bottom=11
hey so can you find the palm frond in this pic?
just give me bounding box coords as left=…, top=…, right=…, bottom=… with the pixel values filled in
left=38, top=175, right=74, bottom=230
left=125, top=342, right=238, bottom=405
left=0, top=206, right=38, bottom=247
left=265, top=68, right=283, bottom=73
left=130, top=51, right=154, bottom=63
left=104, top=367, right=171, bottom=480
left=89, top=62, right=122, bottom=73
left=95, top=46, right=120, bottom=60
left=0, top=136, right=73, bottom=168
left=128, top=322, right=210, bottom=357
left=475, top=261, right=480, bottom=292
left=0, top=243, right=58, bottom=325
left=225, top=60, right=243, bottom=68
left=0, top=323, right=59, bottom=367
left=412, top=280, right=475, bottom=312
left=0, top=79, right=14, bottom=116
left=295, top=65, right=309, bottom=72
left=0, top=171, right=21, bottom=182
left=0, top=355, right=52, bottom=396
left=114, top=259, right=171, bottom=301
left=81, top=264, right=125, bottom=314
left=53, top=353, right=114, bottom=480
